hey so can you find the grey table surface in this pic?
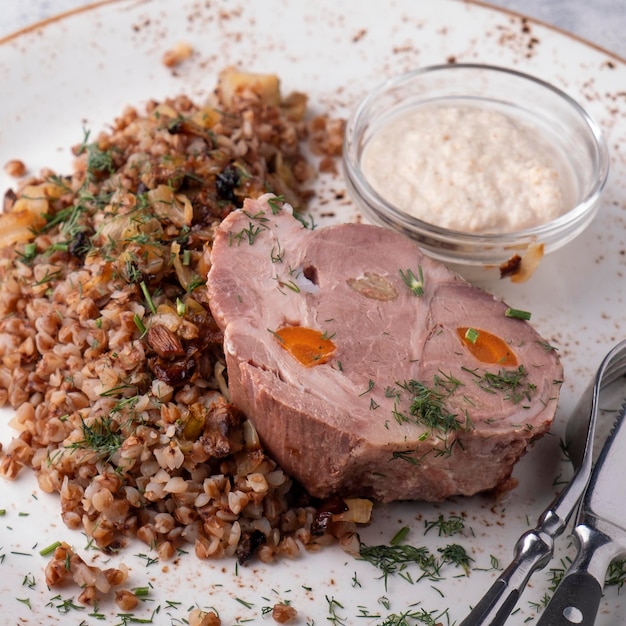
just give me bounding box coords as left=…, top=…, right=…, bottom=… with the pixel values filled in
left=2, top=0, right=626, bottom=60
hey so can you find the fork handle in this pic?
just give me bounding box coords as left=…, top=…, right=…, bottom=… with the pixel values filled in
left=459, top=528, right=553, bottom=626
left=458, top=579, right=519, bottom=626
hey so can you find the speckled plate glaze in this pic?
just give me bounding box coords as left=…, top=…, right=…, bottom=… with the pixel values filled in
left=1, top=1, right=626, bottom=624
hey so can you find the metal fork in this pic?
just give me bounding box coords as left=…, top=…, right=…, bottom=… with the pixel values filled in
left=459, top=339, right=626, bottom=626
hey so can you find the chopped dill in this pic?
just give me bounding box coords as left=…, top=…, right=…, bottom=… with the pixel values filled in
left=276, top=278, right=301, bottom=293
left=186, top=274, right=206, bottom=293
left=606, top=558, right=626, bottom=589
left=391, top=449, right=420, bottom=465
left=16, top=242, right=37, bottom=265
left=463, top=364, right=536, bottom=404
left=65, top=416, right=122, bottom=463
left=271, top=240, right=285, bottom=263
left=358, top=542, right=439, bottom=587
left=229, top=221, right=266, bottom=246
left=267, top=194, right=286, bottom=214
left=358, top=379, right=375, bottom=396
left=379, top=606, right=450, bottom=626
left=294, top=211, right=317, bottom=230
left=438, top=543, right=473, bottom=573
left=397, top=379, right=463, bottom=433
left=423, top=514, right=466, bottom=537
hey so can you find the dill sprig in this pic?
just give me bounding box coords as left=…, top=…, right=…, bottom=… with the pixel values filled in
left=267, top=194, right=286, bottom=214
left=397, top=379, right=463, bottom=433
left=606, top=558, right=626, bottom=589
left=46, top=594, right=86, bottom=614
left=66, top=416, right=123, bottom=463
left=423, top=514, right=466, bottom=537
left=76, top=128, right=116, bottom=180
left=438, top=543, right=473, bottom=574
left=379, top=606, right=451, bottom=626
left=463, top=364, right=536, bottom=404
left=358, top=543, right=439, bottom=588
left=229, top=221, right=266, bottom=246
left=359, top=539, right=474, bottom=590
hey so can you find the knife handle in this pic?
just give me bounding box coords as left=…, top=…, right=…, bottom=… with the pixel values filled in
left=537, top=524, right=622, bottom=626
left=536, top=571, right=602, bottom=626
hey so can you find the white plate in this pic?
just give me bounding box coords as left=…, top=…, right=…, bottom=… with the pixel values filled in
left=1, top=1, right=626, bottom=624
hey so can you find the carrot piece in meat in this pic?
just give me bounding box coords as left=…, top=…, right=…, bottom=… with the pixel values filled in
left=273, top=326, right=336, bottom=367
left=457, top=327, right=518, bottom=367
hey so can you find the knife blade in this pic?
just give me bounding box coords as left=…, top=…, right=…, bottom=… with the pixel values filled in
left=537, top=398, right=626, bottom=626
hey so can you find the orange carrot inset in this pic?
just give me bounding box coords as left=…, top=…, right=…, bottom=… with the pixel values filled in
left=273, top=326, right=336, bottom=367
left=457, top=327, right=518, bottom=367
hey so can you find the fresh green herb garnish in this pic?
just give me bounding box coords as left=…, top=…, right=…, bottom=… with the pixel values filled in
left=423, top=514, right=466, bottom=537
left=396, top=379, right=463, bottom=433
left=186, top=274, right=205, bottom=293
left=22, top=573, right=37, bottom=588
left=464, top=327, right=479, bottom=344
left=271, top=240, right=285, bottom=263
left=379, top=606, right=451, bottom=626
left=77, top=129, right=116, bottom=179
left=46, top=594, right=85, bottom=614
left=33, top=268, right=62, bottom=287
left=267, top=194, right=286, bottom=214
left=235, top=597, right=254, bottom=609
left=390, top=526, right=411, bottom=546
left=16, top=242, right=38, bottom=265
left=358, top=379, right=375, bottom=396
left=505, top=307, right=532, bottom=320
left=39, top=541, right=62, bottom=557
left=438, top=543, right=473, bottom=573
left=463, top=364, right=536, bottom=404
left=391, top=449, right=421, bottom=465
left=140, top=281, right=157, bottom=315
left=135, top=553, right=159, bottom=567
left=325, top=595, right=347, bottom=626
left=606, top=558, right=626, bottom=589
left=65, top=416, right=122, bottom=463
left=399, top=266, right=424, bottom=296
left=294, top=212, right=317, bottom=230
left=358, top=543, right=438, bottom=587
left=230, top=222, right=266, bottom=246
left=276, top=278, right=301, bottom=293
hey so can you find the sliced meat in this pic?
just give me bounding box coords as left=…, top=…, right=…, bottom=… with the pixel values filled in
left=206, top=194, right=563, bottom=502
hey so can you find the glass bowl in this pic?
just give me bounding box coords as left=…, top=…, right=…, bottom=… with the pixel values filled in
left=343, top=63, right=609, bottom=276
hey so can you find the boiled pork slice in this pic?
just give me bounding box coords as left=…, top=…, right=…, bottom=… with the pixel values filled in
left=206, top=194, right=563, bottom=502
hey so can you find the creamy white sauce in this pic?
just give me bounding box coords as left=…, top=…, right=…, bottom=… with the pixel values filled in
left=361, top=104, right=574, bottom=233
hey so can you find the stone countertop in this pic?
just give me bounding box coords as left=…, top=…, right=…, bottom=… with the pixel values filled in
left=2, top=0, right=626, bottom=60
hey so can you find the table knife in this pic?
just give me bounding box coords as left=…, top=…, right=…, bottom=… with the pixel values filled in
left=537, top=399, right=626, bottom=626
